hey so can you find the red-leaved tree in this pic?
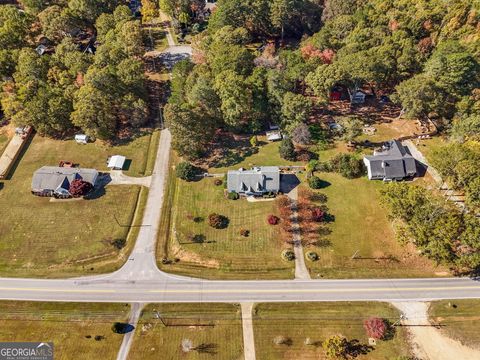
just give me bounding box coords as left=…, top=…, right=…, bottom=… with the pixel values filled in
left=310, top=207, right=325, bottom=222
left=69, top=179, right=93, bottom=197
left=363, top=317, right=387, bottom=339
left=267, top=214, right=280, bottom=225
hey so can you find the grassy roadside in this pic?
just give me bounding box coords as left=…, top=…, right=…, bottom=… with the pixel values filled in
left=129, top=303, right=243, bottom=360
left=429, top=300, right=480, bottom=349
left=0, top=301, right=130, bottom=360
left=253, top=302, right=411, bottom=359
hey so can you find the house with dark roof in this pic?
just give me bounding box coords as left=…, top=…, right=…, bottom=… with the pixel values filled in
left=227, top=167, right=280, bottom=195
left=363, top=140, right=417, bottom=181
left=31, top=166, right=98, bottom=197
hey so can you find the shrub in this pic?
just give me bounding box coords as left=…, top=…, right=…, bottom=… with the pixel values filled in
left=364, top=317, right=388, bottom=340
left=279, top=138, right=296, bottom=160
left=208, top=213, right=229, bottom=229
left=311, top=207, right=325, bottom=222
left=306, top=251, right=319, bottom=261
left=296, top=150, right=314, bottom=162
left=240, top=229, right=250, bottom=237
left=111, top=322, right=129, bottom=334
left=227, top=191, right=239, bottom=200
left=176, top=162, right=198, bottom=181
left=69, top=179, right=93, bottom=197
left=322, top=335, right=348, bottom=359
left=310, top=192, right=328, bottom=203
left=329, top=154, right=364, bottom=179
left=250, top=135, right=258, bottom=147
left=273, top=335, right=292, bottom=345
left=316, top=161, right=332, bottom=172
left=267, top=214, right=280, bottom=225
left=214, top=178, right=223, bottom=186
left=281, top=249, right=295, bottom=261
left=308, top=176, right=323, bottom=189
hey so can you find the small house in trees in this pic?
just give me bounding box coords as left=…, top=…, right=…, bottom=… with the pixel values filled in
left=349, top=89, right=367, bottom=104
left=227, top=167, right=280, bottom=195
left=363, top=140, right=417, bottom=181
left=107, top=155, right=126, bottom=170
left=31, top=166, right=98, bottom=197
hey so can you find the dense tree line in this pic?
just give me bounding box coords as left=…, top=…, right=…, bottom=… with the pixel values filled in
left=0, top=2, right=147, bottom=140
left=381, top=183, right=480, bottom=273
left=165, top=0, right=480, bottom=159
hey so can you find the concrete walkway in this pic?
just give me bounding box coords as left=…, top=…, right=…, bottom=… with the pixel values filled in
left=288, top=188, right=311, bottom=280
left=241, top=303, right=256, bottom=360
left=108, top=170, right=152, bottom=187
left=116, top=303, right=144, bottom=360
left=392, top=301, right=480, bottom=360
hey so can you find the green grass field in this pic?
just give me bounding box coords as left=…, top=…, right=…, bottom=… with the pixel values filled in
left=0, top=301, right=130, bottom=360
left=129, top=303, right=244, bottom=360
left=429, top=300, right=480, bottom=349
left=304, top=172, right=442, bottom=278
left=253, top=302, right=411, bottom=360
left=159, top=173, right=294, bottom=279
left=0, top=131, right=157, bottom=277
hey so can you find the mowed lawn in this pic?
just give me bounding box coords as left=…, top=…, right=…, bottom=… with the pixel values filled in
left=429, top=300, right=480, bottom=349
left=0, top=301, right=130, bottom=360
left=305, top=172, right=443, bottom=278
left=129, top=303, right=244, bottom=360
left=254, top=302, right=411, bottom=360
left=162, top=174, right=294, bottom=279
left=0, top=132, right=157, bottom=277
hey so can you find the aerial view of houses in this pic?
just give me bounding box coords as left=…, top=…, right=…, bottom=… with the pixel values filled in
left=0, top=0, right=479, bottom=359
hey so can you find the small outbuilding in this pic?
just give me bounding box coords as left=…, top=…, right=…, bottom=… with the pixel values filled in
left=349, top=89, right=367, bottom=104
left=74, top=134, right=89, bottom=144
left=107, top=155, right=126, bottom=170
left=266, top=130, right=282, bottom=142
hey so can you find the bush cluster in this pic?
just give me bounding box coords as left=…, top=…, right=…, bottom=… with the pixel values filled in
left=306, top=251, right=319, bottom=261
left=176, top=162, right=198, bottom=181
left=281, top=249, right=295, bottom=261
left=240, top=229, right=250, bottom=237
left=329, top=154, right=365, bottom=179
left=208, top=213, right=229, bottom=229
left=227, top=191, right=239, bottom=200
left=308, top=175, right=323, bottom=189
left=267, top=214, right=280, bottom=225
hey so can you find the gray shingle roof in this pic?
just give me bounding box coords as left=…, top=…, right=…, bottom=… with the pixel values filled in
left=364, top=140, right=417, bottom=180
left=32, top=166, right=98, bottom=192
left=227, top=167, right=280, bottom=194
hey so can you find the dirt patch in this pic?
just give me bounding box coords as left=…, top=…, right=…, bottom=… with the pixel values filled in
left=392, top=302, right=480, bottom=360
left=172, top=246, right=220, bottom=268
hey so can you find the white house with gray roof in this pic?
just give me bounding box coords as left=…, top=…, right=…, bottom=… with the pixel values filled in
left=363, top=140, right=417, bottom=181
left=227, top=167, right=280, bottom=195
left=31, top=166, right=99, bottom=197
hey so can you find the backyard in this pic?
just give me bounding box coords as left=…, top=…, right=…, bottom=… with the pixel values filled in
left=429, top=299, right=480, bottom=349
left=253, top=302, right=412, bottom=360
left=129, top=303, right=244, bottom=360
left=0, top=131, right=158, bottom=277
left=0, top=301, right=130, bottom=360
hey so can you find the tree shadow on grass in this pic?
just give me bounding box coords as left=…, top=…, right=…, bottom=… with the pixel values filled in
left=346, top=339, right=374, bottom=358
left=194, top=343, right=218, bottom=355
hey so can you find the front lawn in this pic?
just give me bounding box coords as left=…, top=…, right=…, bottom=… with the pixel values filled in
left=303, top=172, right=444, bottom=278
left=0, top=132, right=157, bottom=277
left=429, top=300, right=480, bottom=349
left=159, top=171, right=294, bottom=279
left=129, top=303, right=244, bottom=360
left=0, top=301, right=129, bottom=360
left=253, top=302, right=411, bottom=360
